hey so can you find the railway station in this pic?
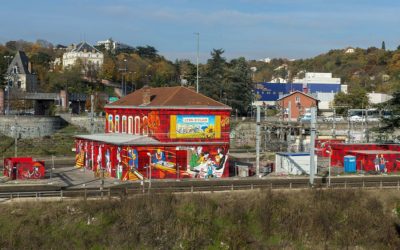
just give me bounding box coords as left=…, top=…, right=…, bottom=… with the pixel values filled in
left=74, top=86, right=231, bottom=180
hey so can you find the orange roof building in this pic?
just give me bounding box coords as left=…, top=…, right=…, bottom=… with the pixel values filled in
left=75, top=86, right=232, bottom=180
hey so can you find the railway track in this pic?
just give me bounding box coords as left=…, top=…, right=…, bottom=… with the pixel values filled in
left=0, top=176, right=399, bottom=201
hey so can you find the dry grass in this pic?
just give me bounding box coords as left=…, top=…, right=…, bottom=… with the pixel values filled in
left=0, top=189, right=399, bottom=249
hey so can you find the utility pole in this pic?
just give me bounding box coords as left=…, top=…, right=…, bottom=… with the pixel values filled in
left=256, top=106, right=261, bottom=177
left=13, top=115, right=18, bottom=157
left=195, top=32, right=200, bottom=93
left=90, top=94, right=94, bottom=134
left=4, top=55, right=13, bottom=115
left=332, top=108, right=336, bottom=139
left=365, top=108, right=369, bottom=142
left=309, top=107, right=317, bottom=186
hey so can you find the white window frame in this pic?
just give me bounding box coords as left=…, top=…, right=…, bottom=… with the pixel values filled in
left=122, top=115, right=127, bottom=133
left=142, top=116, right=148, bottom=135
left=134, top=116, right=140, bottom=135
left=128, top=116, right=133, bottom=134
left=115, top=115, right=120, bottom=133
left=108, top=114, right=113, bottom=132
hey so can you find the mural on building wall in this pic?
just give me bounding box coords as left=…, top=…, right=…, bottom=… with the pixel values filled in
left=147, top=111, right=161, bottom=134
left=78, top=143, right=228, bottom=180
left=170, top=115, right=221, bottom=139
left=187, top=146, right=227, bottom=178
left=76, top=140, right=85, bottom=168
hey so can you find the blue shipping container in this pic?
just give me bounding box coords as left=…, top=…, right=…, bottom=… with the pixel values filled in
left=344, top=155, right=357, bottom=173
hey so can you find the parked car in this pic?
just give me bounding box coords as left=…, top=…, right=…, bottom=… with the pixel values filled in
left=365, top=117, right=380, bottom=122
left=323, top=115, right=344, bottom=122
left=349, top=115, right=364, bottom=122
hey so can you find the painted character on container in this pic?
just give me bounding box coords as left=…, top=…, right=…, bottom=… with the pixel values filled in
left=379, top=154, right=386, bottom=173
left=374, top=155, right=380, bottom=172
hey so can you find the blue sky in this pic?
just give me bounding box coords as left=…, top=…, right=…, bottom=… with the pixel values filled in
left=0, top=0, right=399, bottom=62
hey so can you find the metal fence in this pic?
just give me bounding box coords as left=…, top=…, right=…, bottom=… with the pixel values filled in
left=0, top=178, right=400, bottom=202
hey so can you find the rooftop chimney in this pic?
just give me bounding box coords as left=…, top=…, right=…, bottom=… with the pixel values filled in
left=142, top=86, right=151, bottom=105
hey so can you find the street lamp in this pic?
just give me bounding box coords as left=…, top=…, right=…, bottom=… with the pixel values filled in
left=146, top=152, right=152, bottom=191
left=194, top=32, right=199, bottom=93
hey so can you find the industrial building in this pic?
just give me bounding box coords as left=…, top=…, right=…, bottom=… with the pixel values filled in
left=254, top=72, right=346, bottom=110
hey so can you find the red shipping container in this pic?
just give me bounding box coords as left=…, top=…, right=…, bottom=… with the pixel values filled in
left=3, top=157, right=45, bottom=179
left=346, top=150, right=400, bottom=172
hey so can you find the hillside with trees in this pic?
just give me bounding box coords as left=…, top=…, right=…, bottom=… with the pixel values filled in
left=2, top=39, right=400, bottom=114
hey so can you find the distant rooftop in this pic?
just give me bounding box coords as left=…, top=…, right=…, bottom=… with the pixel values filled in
left=71, top=41, right=100, bottom=53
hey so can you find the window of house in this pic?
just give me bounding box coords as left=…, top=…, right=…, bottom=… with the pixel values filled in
left=134, top=116, right=140, bottom=135
left=122, top=116, right=127, bottom=133
left=128, top=116, right=133, bottom=134
left=108, top=114, right=113, bottom=132
left=142, top=116, right=148, bottom=135
left=295, top=96, right=300, bottom=103
left=115, top=115, right=120, bottom=133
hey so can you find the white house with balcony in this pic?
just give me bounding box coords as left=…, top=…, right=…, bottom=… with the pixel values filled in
left=62, top=41, right=104, bottom=70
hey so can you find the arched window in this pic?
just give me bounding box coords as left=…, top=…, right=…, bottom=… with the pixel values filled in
left=122, top=116, right=127, bottom=133
left=108, top=114, right=113, bottom=132
left=134, top=116, right=140, bottom=135
left=142, top=116, right=148, bottom=135
left=128, top=116, right=134, bottom=134
left=115, top=115, right=120, bottom=133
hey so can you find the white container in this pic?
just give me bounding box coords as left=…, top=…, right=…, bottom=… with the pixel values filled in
left=275, top=152, right=317, bottom=175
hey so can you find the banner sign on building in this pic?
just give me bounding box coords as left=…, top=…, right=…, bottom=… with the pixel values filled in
left=170, top=115, right=221, bottom=139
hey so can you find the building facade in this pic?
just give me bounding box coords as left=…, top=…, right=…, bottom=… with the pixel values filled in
left=254, top=72, right=345, bottom=110
left=96, top=38, right=132, bottom=51
left=6, top=51, right=37, bottom=92
left=62, top=42, right=104, bottom=70
left=277, top=91, right=318, bottom=121
left=75, top=86, right=231, bottom=180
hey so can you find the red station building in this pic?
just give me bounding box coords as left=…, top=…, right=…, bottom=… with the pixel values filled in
left=74, top=86, right=231, bottom=180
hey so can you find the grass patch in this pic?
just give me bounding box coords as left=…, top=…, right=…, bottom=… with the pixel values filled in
left=0, top=125, right=87, bottom=158
left=0, top=190, right=398, bottom=249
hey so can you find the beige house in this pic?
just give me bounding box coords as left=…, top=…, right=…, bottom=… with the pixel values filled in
left=62, top=41, right=104, bottom=70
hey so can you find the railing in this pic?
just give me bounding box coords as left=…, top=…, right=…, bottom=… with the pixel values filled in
left=0, top=178, right=400, bottom=202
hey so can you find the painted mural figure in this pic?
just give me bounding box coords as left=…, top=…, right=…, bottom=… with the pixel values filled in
left=128, top=148, right=138, bottom=170
left=105, top=149, right=111, bottom=174
left=152, top=149, right=166, bottom=165
left=97, top=146, right=102, bottom=170
left=380, top=154, right=386, bottom=173
left=84, top=142, right=89, bottom=169
left=214, top=148, right=226, bottom=170
left=374, top=155, right=380, bottom=172
left=76, top=141, right=85, bottom=168
left=189, top=146, right=203, bottom=171
left=117, top=162, right=123, bottom=179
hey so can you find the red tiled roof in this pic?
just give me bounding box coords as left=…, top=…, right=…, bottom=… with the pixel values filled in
left=106, top=86, right=231, bottom=109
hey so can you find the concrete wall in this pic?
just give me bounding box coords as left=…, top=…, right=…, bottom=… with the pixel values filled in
left=0, top=116, right=66, bottom=138
left=59, top=114, right=105, bottom=133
